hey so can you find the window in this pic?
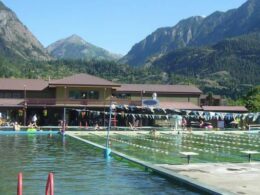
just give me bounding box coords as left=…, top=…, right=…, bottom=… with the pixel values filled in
left=115, top=93, right=131, bottom=99
left=0, top=91, right=23, bottom=98
left=88, top=90, right=99, bottom=99
left=4, top=92, right=12, bottom=98
left=69, top=90, right=99, bottom=100
left=69, top=91, right=81, bottom=99
left=13, top=92, right=22, bottom=98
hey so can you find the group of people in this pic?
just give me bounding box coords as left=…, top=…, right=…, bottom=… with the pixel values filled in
left=181, top=117, right=213, bottom=130
left=13, top=114, right=38, bottom=131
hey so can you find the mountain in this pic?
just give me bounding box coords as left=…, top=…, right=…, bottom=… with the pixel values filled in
left=121, top=16, right=204, bottom=66
left=0, top=1, right=51, bottom=61
left=47, top=35, right=122, bottom=61
left=121, top=0, right=260, bottom=66
left=151, top=32, right=260, bottom=98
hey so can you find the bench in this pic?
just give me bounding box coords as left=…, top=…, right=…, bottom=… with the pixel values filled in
left=180, top=152, right=198, bottom=164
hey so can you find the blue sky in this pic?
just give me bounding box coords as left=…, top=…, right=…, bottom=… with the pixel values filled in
left=2, top=0, right=247, bottom=55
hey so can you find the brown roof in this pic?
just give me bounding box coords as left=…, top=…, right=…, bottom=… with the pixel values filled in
left=0, top=99, right=24, bottom=107
left=49, top=73, right=120, bottom=87
left=0, top=78, right=48, bottom=91
left=202, top=106, right=248, bottom=112
left=116, top=84, right=202, bottom=94
left=159, top=102, right=202, bottom=110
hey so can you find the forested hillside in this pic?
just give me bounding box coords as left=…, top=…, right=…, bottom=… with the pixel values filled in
left=151, top=33, right=260, bottom=98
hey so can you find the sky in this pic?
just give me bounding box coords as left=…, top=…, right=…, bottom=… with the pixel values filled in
left=2, top=0, right=247, bottom=55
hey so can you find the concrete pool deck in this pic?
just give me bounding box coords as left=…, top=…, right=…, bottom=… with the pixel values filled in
left=159, top=162, right=260, bottom=195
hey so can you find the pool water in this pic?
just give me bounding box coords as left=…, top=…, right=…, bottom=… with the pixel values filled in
left=80, top=132, right=260, bottom=164
left=0, top=134, right=199, bottom=194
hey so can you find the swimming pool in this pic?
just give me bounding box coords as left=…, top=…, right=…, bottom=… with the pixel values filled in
left=0, top=133, right=200, bottom=194
left=79, top=131, right=260, bottom=164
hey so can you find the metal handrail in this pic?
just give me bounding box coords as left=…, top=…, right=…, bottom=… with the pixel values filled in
left=17, top=172, right=23, bottom=195
left=16, top=172, right=54, bottom=195
left=24, top=98, right=142, bottom=106
left=45, top=172, right=54, bottom=195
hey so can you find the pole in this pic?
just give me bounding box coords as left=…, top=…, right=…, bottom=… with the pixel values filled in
left=62, top=86, right=67, bottom=135
left=187, top=155, right=191, bottom=164
left=105, top=101, right=113, bottom=158
left=62, top=107, right=66, bottom=135
left=23, top=85, right=27, bottom=126
left=175, top=117, right=178, bottom=131
left=141, top=90, right=143, bottom=106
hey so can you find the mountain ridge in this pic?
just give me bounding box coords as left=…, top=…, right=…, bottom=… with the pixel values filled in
left=121, top=0, right=260, bottom=66
left=47, top=34, right=122, bottom=61
left=0, top=0, right=51, bottom=61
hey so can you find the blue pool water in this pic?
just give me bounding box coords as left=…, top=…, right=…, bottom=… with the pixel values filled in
left=0, top=133, right=200, bottom=194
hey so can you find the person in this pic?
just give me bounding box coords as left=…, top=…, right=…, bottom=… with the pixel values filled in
left=129, top=122, right=135, bottom=130
left=199, top=120, right=204, bottom=128
left=94, top=123, right=100, bottom=130
left=149, top=129, right=158, bottom=137
left=28, top=121, right=37, bottom=128
left=32, top=114, right=38, bottom=126
left=59, top=120, right=67, bottom=135
left=13, top=122, right=20, bottom=131
left=182, top=117, right=187, bottom=130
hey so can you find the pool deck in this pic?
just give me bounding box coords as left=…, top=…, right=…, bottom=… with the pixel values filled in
left=159, top=162, right=260, bottom=195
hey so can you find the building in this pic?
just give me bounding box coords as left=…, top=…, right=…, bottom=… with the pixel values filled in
left=0, top=74, right=120, bottom=126
left=0, top=73, right=247, bottom=127
left=114, top=84, right=202, bottom=127
left=114, top=84, right=202, bottom=110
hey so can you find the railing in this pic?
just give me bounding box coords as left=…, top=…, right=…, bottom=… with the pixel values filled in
left=22, top=98, right=142, bottom=106
left=17, top=172, right=54, bottom=195
left=17, top=172, right=23, bottom=195
left=26, top=98, right=56, bottom=105
left=248, top=124, right=260, bottom=131
left=45, top=172, right=54, bottom=195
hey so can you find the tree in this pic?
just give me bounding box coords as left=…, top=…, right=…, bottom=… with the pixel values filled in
left=244, top=86, right=260, bottom=112
left=205, top=92, right=214, bottom=106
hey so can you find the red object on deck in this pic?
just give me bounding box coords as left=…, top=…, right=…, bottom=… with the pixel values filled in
left=17, top=172, right=23, bottom=195
left=45, top=172, right=54, bottom=195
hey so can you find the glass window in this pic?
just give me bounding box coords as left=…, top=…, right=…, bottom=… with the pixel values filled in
left=116, top=93, right=131, bottom=99
left=69, top=91, right=81, bottom=99
left=13, top=92, right=22, bottom=98
left=4, top=92, right=12, bottom=98
left=88, top=91, right=99, bottom=99
left=69, top=90, right=99, bottom=99
left=0, top=92, right=22, bottom=98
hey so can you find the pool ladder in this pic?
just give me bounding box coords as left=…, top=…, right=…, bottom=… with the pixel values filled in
left=17, top=172, right=54, bottom=195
